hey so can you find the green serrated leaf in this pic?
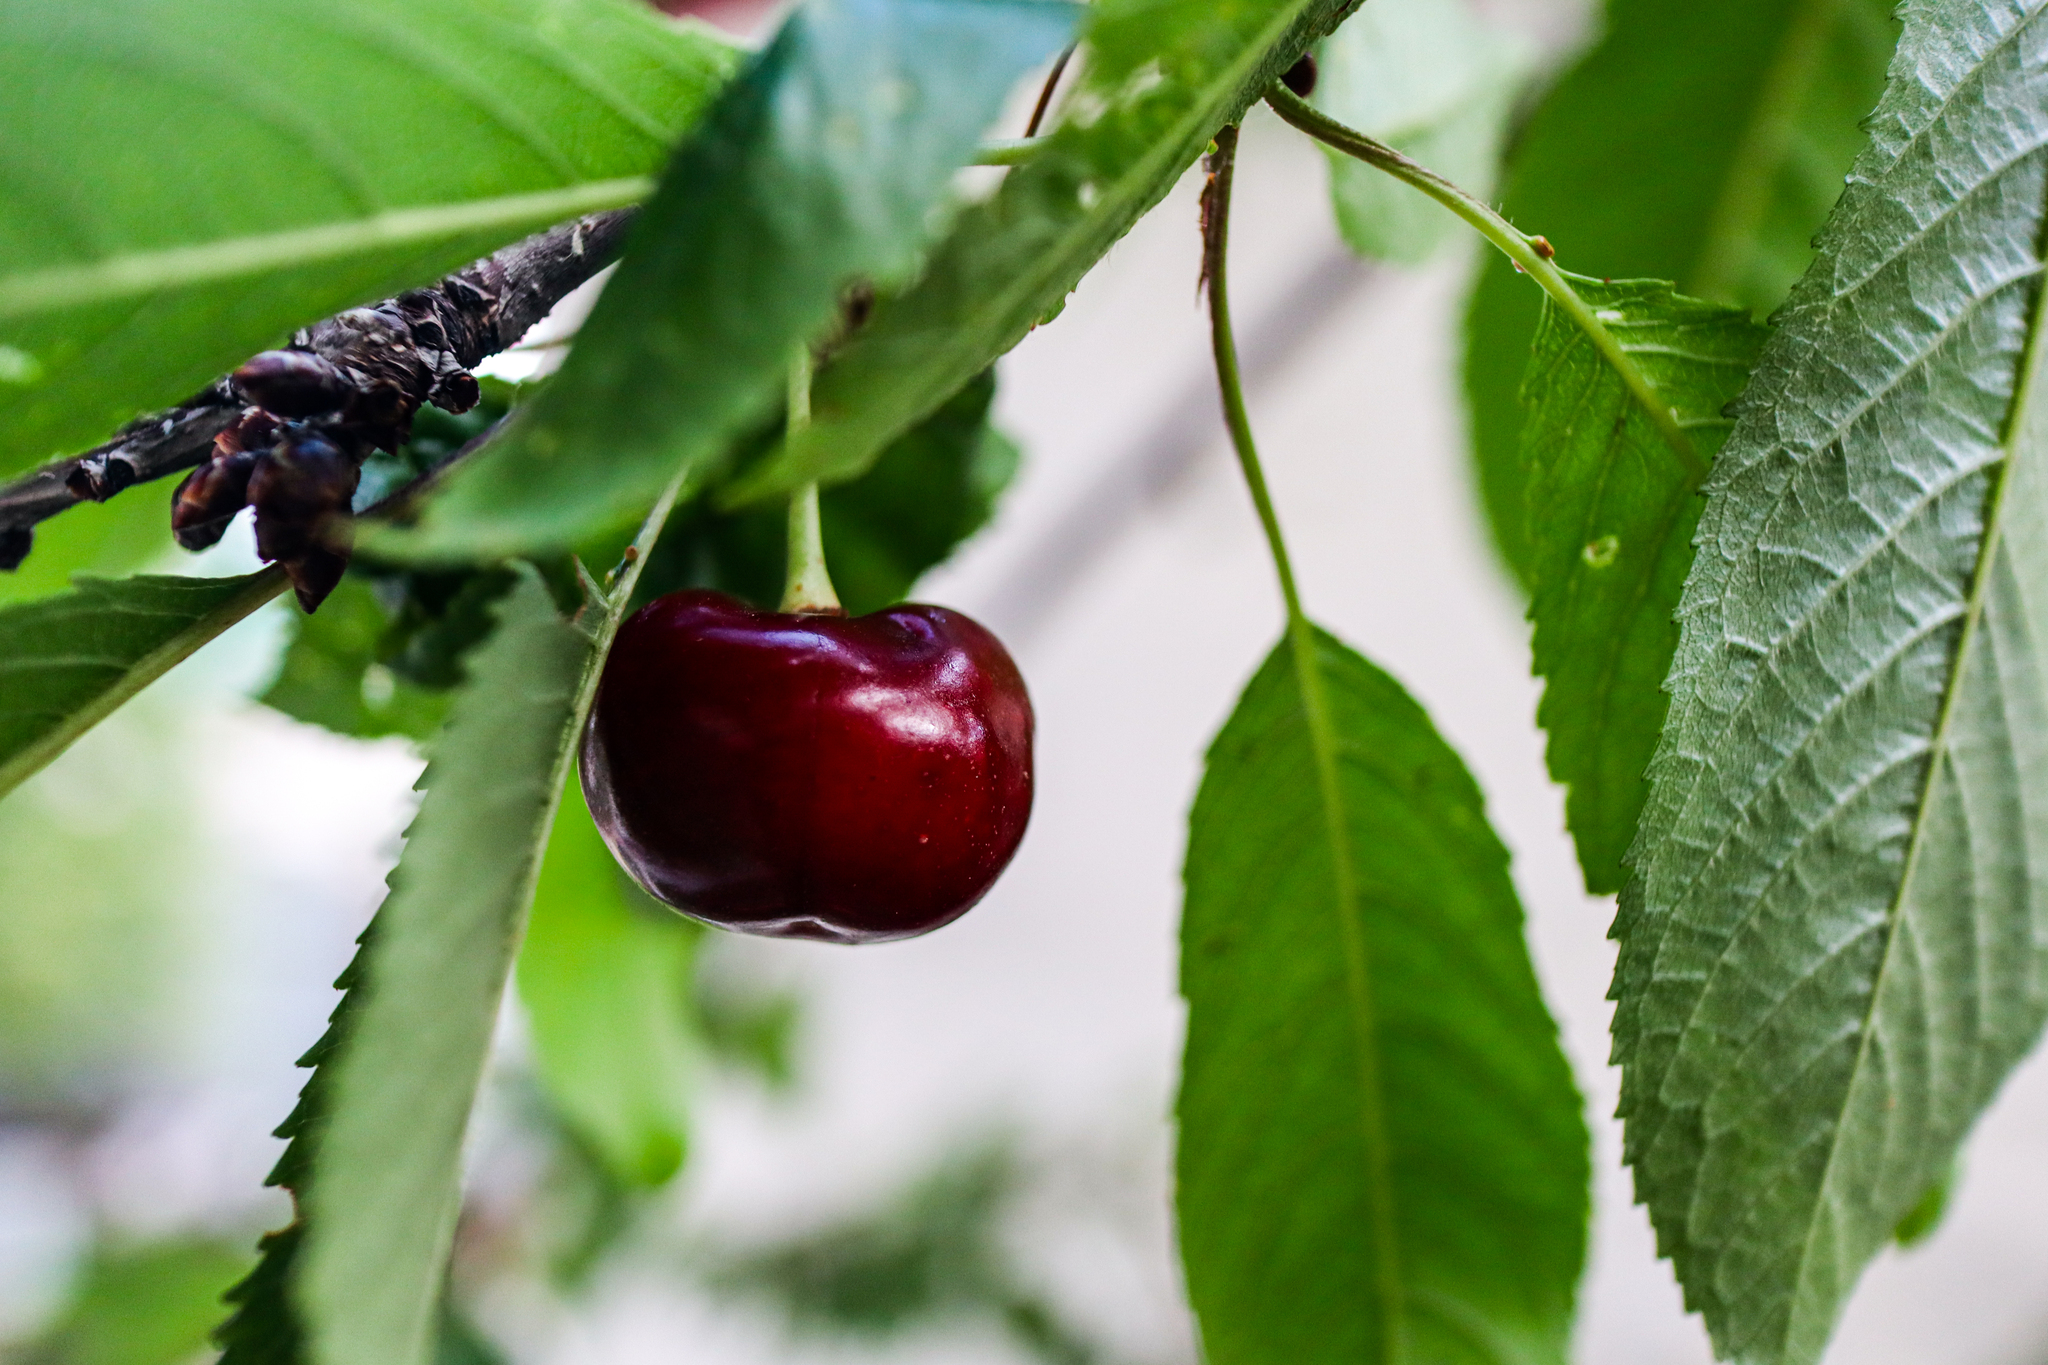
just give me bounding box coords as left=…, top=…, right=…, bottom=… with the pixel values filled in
left=0, top=0, right=737, bottom=475
left=1314, top=0, right=1532, bottom=265
left=729, top=0, right=1359, bottom=503
left=216, top=568, right=577, bottom=1365
left=378, top=0, right=1078, bottom=560
left=1463, top=0, right=1897, bottom=579
left=289, top=568, right=590, bottom=1365
left=1178, top=627, right=1586, bottom=1365
left=215, top=948, right=365, bottom=1363
left=1523, top=276, right=1766, bottom=894
left=518, top=781, right=701, bottom=1189
left=710, top=1144, right=1022, bottom=1337
left=0, top=569, right=286, bottom=800
left=1614, top=4, right=2048, bottom=1360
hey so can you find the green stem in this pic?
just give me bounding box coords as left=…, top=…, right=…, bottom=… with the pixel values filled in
left=1266, top=84, right=1707, bottom=484
left=1202, top=123, right=1406, bottom=1365
left=779, top=347, right=842, bottom=615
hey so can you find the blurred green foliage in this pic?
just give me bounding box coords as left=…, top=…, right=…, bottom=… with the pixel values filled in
left=0, top=495, right=171, bottom=612
left=695, top=966, right=801, bottom=1096
left=521, top=787, right=703, bottom=1190
left=8, top=1234, right=506, bottom=1365
left=711, top=1143, right=1106, bottom=1365
left=0, top=701, right=198, bottom=1100
left=15, top=1238, right=252, bottom=1365
left=1462, top=0, right=1898, bottom=579
left=264, top=393, right=534, bottom=744
left=431, top=1304, right=508, bottom=1365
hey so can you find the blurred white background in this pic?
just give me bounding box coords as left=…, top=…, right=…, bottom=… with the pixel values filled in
left=4, top=4, right=2048, bottom=1363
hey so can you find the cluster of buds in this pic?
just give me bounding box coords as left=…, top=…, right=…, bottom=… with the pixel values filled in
left=170, top=294, right=485, bottom=611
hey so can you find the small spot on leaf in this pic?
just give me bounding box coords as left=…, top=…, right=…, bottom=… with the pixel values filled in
left=1582, top=534, right=1620, bottom=569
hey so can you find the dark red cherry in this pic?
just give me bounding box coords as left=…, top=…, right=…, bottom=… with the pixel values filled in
left=580, top=590, right=1034, bottom=944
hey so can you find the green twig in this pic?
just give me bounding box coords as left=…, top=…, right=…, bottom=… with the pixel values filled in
left=1266, top=84, right=1706, bottom=483
left=1201, top=123, right=1406, bottom=1364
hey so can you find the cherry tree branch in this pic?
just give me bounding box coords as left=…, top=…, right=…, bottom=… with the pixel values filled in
left=0, top=208, right=639, bottom=570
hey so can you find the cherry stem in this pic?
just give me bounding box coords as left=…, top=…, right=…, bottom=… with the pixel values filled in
left=1200, top=124, right=1406, bottom=1360
left=1264, top=83, right=1707, bottom=484
left=780, top=346, right=843, bottom=615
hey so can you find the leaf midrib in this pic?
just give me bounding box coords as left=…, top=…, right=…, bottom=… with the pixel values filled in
left=0, top=178, right=652, bottom=319
left=1286, top=624, right=1405, bottom=1364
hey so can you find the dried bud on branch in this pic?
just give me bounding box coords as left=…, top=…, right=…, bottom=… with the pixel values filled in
left=0, top=208, right=639, bottom=607
left=233, top=351, right=352, bottom=418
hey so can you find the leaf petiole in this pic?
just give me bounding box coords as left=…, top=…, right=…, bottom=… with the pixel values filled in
left=1265, top=84, right=1707, bottom=483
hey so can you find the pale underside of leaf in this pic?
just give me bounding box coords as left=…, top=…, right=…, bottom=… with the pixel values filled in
left=295, top=570, right=592, bottom=1365
left=1178, top=627, right=1584, bottom=1365
left=1614, top=3, right=2048, bottom=1361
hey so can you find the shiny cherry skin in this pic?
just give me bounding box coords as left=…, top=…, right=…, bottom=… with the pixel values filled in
left=580, top=590, right=1034, bottom=943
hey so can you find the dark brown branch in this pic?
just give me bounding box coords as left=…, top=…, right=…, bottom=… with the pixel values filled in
left=0, top=389, right=239, bottom=562
left=0, top=207, right=639, bottom=572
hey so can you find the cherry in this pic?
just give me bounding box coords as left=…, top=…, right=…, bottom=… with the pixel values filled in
left=580, top=590, right=1034, bottom=943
